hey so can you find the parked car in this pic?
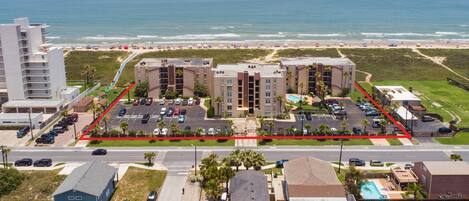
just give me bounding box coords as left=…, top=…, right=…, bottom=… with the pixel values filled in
left=166, top=108, right=174, bottom=117
left=438, top=127, right=452, bottom=134
left=305, top=112, right=312, bottom=121
left=422, top=115, right=434, bottom=122
left=174, top=108, right=180, bottom=115
left=160, top=107, right=167, bottom=115
left=181, top=109, right=187, bottom=115
left=145, top=98, right=153, bottom=106
left=182, top=100, right=188, bottom=106
left=349, top=158, right=365, bottom=166
left=175, top=98, right=182, bottom=105
left=168, top=99, right=174, bottom=105
left=92, top=149, right=107, bottom=155
left=118, top=108, right=127, bottom=117
left=132, top=99, right=140, bottom=106
left=15, top=158, right=33, bottom=166
left=161, top=128, right=168, bottom=136
left=366, top=110, right=380, bottom=117
left=141, top=114, right=151, bottom=124
left=16, top=126, right=31, bottom=138
left=178, top=115, right=185, bottom=123
left=153, top=128, right=160, bottom=135
left=352, top=127, right=363, bottom=135
left=65, top=113, right=79, bottom=122
left=52, top=126, right=67, bottom=133
left=208, top=128, right=216, bottom=135
left=370, top=160, right=384, bottom=167
left=159, top=99, right=165, bottom=105
left=195, top=98, right=201, bottom=105
left=404, top=163, right=414, bottom=170
left=33, top=158, right=52, bottom=167
left=147, top=191, right=158, bottom=201
left=188, top=97, right=194, bottom=105
left=275, top=159, right=289, bottom=168
left=139, top=98, right=147, bottom=105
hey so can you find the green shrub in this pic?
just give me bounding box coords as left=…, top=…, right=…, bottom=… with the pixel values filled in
left=207, top=106, right=215, bottom=118
left=0, top=169, right=24, bottom=196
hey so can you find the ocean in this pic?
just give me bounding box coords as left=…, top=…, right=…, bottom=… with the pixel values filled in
left=1, top=0, right=469, bottom=44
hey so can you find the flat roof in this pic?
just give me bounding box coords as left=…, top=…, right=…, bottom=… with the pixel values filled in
left=213, top=64, right=284, bottom=78
left=375, top=86, right=421, bottom=102
left=2, top=99, right=64, bottom=108
left=391, top=167, right=418, bottom=183
left=280, top=57, right=355, bottom=66
left=136, top=58, right=213, bottom=68
left=0, top=112, right=42, bottom=119
left=422, top=161, right=469, bottom=175
left=396, top=106, right=418, bottom=120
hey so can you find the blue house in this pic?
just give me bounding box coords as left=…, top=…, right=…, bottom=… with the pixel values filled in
left=53, top=161, right=118, bottom=201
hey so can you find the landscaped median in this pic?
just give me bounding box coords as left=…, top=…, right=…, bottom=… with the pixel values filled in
left=434, top=132, right=469, bottom=145
left=88, top=139, right=234, bottom=147
left=258, top=139, right=373, bottom=146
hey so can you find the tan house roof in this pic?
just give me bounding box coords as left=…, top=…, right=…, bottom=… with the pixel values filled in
left=284, top=157, right=345, bottom=198
left=391, top=167, right=418, bottom=183
left=422, top=161, right=469, bottom=175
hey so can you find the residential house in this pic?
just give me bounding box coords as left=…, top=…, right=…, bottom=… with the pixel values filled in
left=229, top=170, right=270, bottom=201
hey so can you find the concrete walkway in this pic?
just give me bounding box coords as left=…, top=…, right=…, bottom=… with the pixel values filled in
left=399, top=138, right=414, bottom=146
left=370, top=139, right=390, bottom=146
left=158, top=174, right=188, bottom=201
left=412, top=48, right=469, bottom=81
left=235, top=117, right=257, bottom=147
left=181, top=179, right=202, bottom=201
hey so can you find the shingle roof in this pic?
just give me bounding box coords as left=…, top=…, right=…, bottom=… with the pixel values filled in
left=53, top=161, right=117, bottom=197
left=284, top=157, right=345, bottom=198
left=229, top=170, right=269, bottom=201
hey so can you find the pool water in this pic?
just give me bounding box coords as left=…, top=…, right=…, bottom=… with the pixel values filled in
left=287, top=94, right=301, bottom=103
left=361, top=182, right=386, bottom=200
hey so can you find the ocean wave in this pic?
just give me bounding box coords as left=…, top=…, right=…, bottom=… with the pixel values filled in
left=83, top=36, right=141, bottom=40
left=209, top=26, right=235, bottom=30
left=257, top=33, right=286, bottom=38
left=137, top=35, right=159, bottom=38
left=459, top=25, right=468, bottom=27
left=297, top=33, right=346, bottom=37
left=161, top=33, right=240, bottom=40
left=45, top=36, right=61, bottom=39
left=361, top=32, right=440, bottom=37
left=434, top=31, right=462, bottom=35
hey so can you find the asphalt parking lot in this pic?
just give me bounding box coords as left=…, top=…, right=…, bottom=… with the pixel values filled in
left=108, top=101, right=229, bottom=134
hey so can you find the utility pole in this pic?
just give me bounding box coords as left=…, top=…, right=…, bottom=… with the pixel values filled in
left=338, top=139, right=344, bottom=173
left=73, top=122, right=77, bottom=139
left=28, top=110, right=34, bottom=140
left=1, top=146, right=5, bottom=168
left=194, top=145, right=197, bottom=176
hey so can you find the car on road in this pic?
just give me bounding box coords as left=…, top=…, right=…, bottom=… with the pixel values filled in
left=275, top=159, right=289, bottom=168
left=160, top=107, right=167, bottom=115
left=15, top=158, right=33, bottom=166
left=118, top=108, right=127, bottom=117
left=305, top=112, right=312, bottom=120
left=178, top=115, right=185, bottom=123
left=438, top=127, right=452, bottom=134
left=141, top=114, right=151, bottom=124
left=16, top=126, right=31, bottom=138
left=33, top=158, right=52, bottom=167
left=153, top=128, right=160, bottom=135
left=349, top=158, right=365, bottom=166
left=92, top=149, right=107, bottom=155
left=161, top=128, right=168, bottom=136
left=369, top=160, right=384, bottom=167
left=145, top=98, right=153, bottom=105
left=147, top=191, right=157, bottom=201
left=422, top=115, right=434, bottom=122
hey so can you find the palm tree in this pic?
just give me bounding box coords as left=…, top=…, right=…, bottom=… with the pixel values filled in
left=240, top=150, right=255, bottom=170
left=90, top=102, right=98, bottom=119
left=170, top=123, right=179, bottom=136
left=2, top=147, right=11, bottom=168
left=102, top=114, right=110, bottom=134
left=92, top=124, right=102, bottom=137
left=80, top=64, right=97, bottom=88
left=259, top=116, right=265, bottom=130
left=450, top=154, right=463, bottom=161
left=275, top=95, right=284, bottom=114
left=344, top=166, right=366, bottom=199
left=405, top=183, right=424, bottom=199
left=144, top=152, right=157, bottom=166
left=340, top=119, right=349, bottom=134
left=268, top=121, right=275, bottom=134
left=158, top=121, right=165, bottom=130
left=218, top=160, right=235, bottom=192
left=318, top=124, right=330, bottom=135
left=229, top=150, right=243, bottom=172
left=204, top=179, right=222, bottom=200
left=361, top=119, right=370, bottom=135
left=120, top=121, right=128, bottom=136
left=176, top=68, right=184, bottom=77
left=196, top=127, right=204, bottom=136
left=214, top=96, right=223, bottom=117
left=252, top=152, right=266, bottom=170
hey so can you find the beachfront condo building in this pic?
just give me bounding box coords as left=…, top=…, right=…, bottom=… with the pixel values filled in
left=211, top=64, right=286, bottom=117
left=0, top=17, right=67, bottom=102
left=280, top=57, right=356, bottom=96
left=135, top=58, right=213, bottom=98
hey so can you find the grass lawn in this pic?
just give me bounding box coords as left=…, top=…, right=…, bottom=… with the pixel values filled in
left=89, top=86, right=127, bottom=106
left=340, top=48, right=452, bottom=81
left=0, top=170, right=65, bottom=201
left=88, top=139, right=235, bottom=147
left=119, top=49, right=271, bottom=85
left=262, top=167, right=283, bottom=176
left=258, top=139, right=372, bottom=146
left=418, top=49, right=469, bottom=78
left=111, top=167, right=166, bottom=201
left=387, top=138, right=403, bottom=146
left=434, top=132, right=469, bottom=145
left=277, top=48, right=340, bottom=58
left=65, top=51, right=129, bottom=85
left=373, top=80, right=469, bottom=127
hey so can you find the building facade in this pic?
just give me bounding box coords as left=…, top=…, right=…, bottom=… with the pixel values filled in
left=0, top=17, right=66, bottom=101
left=211, top=64, right=285, bottom=117
left=135, top=58, right=212, bottom=98
left=280, top=57, right=355, bottom=96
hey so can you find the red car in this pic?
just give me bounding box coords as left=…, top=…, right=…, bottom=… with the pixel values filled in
left=174, top=108, right=180, bottom=116
left=132, top=99, right=139, bottom=106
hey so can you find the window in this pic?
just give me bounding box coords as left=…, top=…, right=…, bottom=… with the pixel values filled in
left=266, top=99, right=271, bottom=104
left=227, top=98, right=232, bottom=104
left=227, top=79, right=232, bottom=85
left=227, top=105, right=232, bottom=110
left=67, top=196, right=75, bottom=200
left=266, top=85, right=270, bottom=90
left=266, top=92, right=271, bottom=97
left=266, top=79, right=271, bottom=84
left=76, top=196, right=83, bottom=200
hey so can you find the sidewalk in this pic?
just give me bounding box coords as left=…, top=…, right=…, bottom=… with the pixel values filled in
left=181, top=178, right=202, bottom=201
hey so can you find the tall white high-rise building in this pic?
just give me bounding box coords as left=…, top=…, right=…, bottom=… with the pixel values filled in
left=0, top=17, right=66, bottom=102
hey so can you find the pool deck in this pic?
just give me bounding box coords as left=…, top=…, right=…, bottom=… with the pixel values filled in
left=371, top=179, right=404, bottom=199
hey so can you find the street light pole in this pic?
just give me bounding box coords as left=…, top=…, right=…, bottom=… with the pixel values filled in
left=73, top=122, right=77, bottom=139
left=194, top=145, right=197, bottom=176
left=338, top=139, right=344, bottom=173
left=28, top=110, right=34, bottom=140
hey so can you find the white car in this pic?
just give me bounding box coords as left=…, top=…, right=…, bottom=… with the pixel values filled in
left=153, top=128, right=160, bottom=135
left=160, top=107, right=167, bottom=115
left=208, top=128, right=215, bottom=135
left=161, top=128, right=168, bottom=136
left=175, top=98, right=181, bottom=105
left=330, top=128, right=338, bottom=133
left=159, top=99, right=165, bottom=105
left=188, top=97, right=194, bottom=105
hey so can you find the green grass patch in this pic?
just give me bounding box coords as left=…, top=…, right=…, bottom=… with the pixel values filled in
left=88, top=139, right=235, bottom=147
left=65, top=51, right=130, bottom=85
left=120, top=49, right=271, bottom=85
left=0, top=170, right=65, bottom=201
left=373, top=80, right=469, bottom=126
left=434, top=132, right=469, bottom=145
left=277, top=48, right=340, bottom=58
left=387, top=138, right=403, bottom=146
left=262, top=167, right=283, bottom=176
left=88, top=86, right=126, bottom=106
left=418, top=49, right=469, bottom=78
left=111, top=167, right=166, bottom=201
left=341, top=48, right=452, bottom=81
left=258, top=139, right=372, bottom=146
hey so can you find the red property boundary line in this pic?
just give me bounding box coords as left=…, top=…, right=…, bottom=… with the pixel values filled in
left=79, top=82, right=412, bottom=141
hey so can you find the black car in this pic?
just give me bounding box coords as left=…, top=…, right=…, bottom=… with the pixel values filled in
left=92, top=149, right=107, bottom=155
left=141, top=114, right=151, bottom=124
left=349, top=158, right=366, bottom=166
left=305, top=112, right=312, bottom=121
left=15, top=158, right=33, bottom=166
left=140, top=98, right=147, bottom=105
left=352, top=127, right=363, bottom=135
left=33, top=158, right=52, bottom=167
left=16, top=126, right=31, bottom=138
left=438, top=127, right=452, bottom=134
left=181, top=109, right=187, bottom=115
left=52, top=126, right=67, bottom=133
left=35, top=135, right=55, bottom=144
left=145, top=98, right=153, bottom=106
left=166, top=108, right=174, bottom=117
left=118, top=108, right=127, bottom=117
left=147, top=191, right=157, bottom=201
left=182, top=100, right=188, bottom=106
left=275, top=159, right=289, bottom=168
left=422, top=115, right=434, bottom=122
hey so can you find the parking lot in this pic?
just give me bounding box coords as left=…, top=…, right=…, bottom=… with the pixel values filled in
left=108, top=100, right=229, bottom=135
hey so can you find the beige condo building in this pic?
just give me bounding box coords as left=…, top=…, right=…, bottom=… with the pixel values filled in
left=280, top=57, right=356, bottom=96
left=134, top=58, right=213, bottom=98
left=211, top=64, right=286, bottom=117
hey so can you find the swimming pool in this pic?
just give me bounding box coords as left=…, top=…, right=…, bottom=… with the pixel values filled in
left=361, top=181, right=386, bottom=200
left=287, top=94, right=301, bottom=103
